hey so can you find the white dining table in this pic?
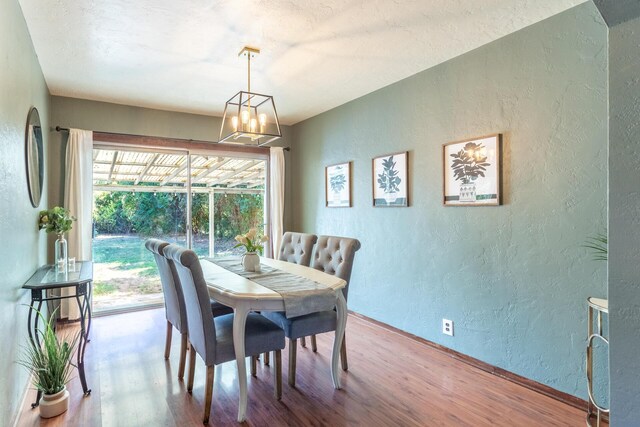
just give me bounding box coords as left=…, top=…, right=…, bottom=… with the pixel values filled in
left=200, top=257, right=348, bottom=423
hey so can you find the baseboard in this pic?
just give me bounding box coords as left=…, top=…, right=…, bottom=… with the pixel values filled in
left=349, top=311, right=589, bottom=412
left=11, top=372, right=33, bottom=427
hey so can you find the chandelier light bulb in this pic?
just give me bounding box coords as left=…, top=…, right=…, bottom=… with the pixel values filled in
left=250, top=118, right=257, bottom=132
left=231, top=116, right=238, bottom=132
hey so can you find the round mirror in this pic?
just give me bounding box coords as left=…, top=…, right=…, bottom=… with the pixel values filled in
left=25, top=107, right=44, bottom=208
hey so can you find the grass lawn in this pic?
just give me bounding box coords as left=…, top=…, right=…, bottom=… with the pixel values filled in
left=92, top=234, right=242, bottom=310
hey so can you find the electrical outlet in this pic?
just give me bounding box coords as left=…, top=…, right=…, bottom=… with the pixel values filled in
left=442, top=319, right=454, bottom=336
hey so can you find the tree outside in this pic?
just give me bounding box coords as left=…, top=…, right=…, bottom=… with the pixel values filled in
left=92, top=190, right=264, bottom=311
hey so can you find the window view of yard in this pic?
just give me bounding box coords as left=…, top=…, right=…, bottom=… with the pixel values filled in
left=92, top=190, right=264, bottom=312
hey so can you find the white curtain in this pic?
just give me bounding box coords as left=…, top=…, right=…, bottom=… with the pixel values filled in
left=269, top=147, right=285, bottom=258
left=62, top=129, right=93, bottom=319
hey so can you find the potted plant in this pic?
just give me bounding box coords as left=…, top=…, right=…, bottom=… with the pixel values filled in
left=234, top=228, right=268, bottom=272
left=39, top=207, right=76, bottom=272
left=449, top=142, right=491, bottom=202
left=330, top=173, right=347, bottom=203
left=377, top=155, right=401, bottom=204
left=18, top=308, right=79, bottom=418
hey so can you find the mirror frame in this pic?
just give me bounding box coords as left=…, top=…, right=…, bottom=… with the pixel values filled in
left=25, top=106, right=44, bottom=208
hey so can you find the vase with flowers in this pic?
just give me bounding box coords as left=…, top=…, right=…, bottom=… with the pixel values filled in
left=39, top=207, right=76, bottom=273
left=234, top=228, right=268, bottom=272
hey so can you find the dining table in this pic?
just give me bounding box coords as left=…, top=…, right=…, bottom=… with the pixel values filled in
left=200, top=256, right=347, bottom=423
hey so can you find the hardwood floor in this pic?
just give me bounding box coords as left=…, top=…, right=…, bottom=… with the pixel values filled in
left=17, top=308, right=591, bottom=426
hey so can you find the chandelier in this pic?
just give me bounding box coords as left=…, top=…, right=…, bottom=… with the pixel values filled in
left=218, top=46, right=282, bottom=146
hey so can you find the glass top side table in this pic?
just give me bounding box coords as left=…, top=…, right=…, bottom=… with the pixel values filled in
left=586, top=297, right=609, bottom=427
left=22, top=261, right=93, bottom=407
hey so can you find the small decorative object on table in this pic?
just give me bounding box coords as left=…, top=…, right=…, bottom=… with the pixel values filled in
left=38, top=207, right=75, bottom=273
left=17, top=308, right=79, bottom=418
left=234, top=228, right=268, bottom=272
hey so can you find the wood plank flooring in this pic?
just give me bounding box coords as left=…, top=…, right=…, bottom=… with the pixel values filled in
left=17, top=308, right=591, bottom=426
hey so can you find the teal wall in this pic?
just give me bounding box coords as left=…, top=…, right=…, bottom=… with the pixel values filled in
left=291, top=3, right=607, bottom=398
left=609, top=13, right=640, bottom=425
left=48, top=96, right=294, bottom=233
left=0, top=0, right=50, bottom=423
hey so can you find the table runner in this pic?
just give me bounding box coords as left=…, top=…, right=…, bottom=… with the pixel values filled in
left=207, top=258, right=336, bottom=318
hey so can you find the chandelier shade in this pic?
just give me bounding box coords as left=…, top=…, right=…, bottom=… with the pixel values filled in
left=218, top=47, right=282, bottom=146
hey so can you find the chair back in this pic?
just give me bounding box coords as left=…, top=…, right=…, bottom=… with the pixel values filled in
left=163, top=244, right=217, bottom=365
left=279, top=232, right=318, bottom=267
left=312, top=235, right=361, bottom=300
left=145, top=239, right=187, bottom=333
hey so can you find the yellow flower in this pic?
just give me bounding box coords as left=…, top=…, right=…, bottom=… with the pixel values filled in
left=234, top=235, right=243, bottom=243
left=41, top=215, right=48, bottom=223
left=260, top=235, right=269, bottom=242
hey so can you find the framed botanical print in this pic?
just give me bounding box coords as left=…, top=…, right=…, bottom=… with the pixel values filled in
left=325, top=162, right=352, bottom=207
left=372, top=151, right=408, bottom=207
left=443, top=134, right=502, bottom=206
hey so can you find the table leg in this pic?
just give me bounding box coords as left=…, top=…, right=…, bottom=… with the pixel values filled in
left=332, top=291, right=347, bottom=389
left=232, top=304, right=250, bottom=422
left=27, top=300, right=44, bottom=408
left=85, top=282, right=93, bottom=342
left=75, top=290, right=91, bottom=396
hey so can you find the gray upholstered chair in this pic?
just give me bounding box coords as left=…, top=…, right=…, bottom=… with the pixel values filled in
left=163, top=244, right=285, bottom=424
left=261, top=235, right=361, bottom=387
left=145, top=239, right=233, bottom=380
left=274, top=231, right=318, bottom=354
left=278, top=231, right=317, bottom=266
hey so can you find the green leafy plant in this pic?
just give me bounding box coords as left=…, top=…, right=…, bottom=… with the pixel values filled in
left=234, top=227, right=268, bottom=255
left=450, top=142, right=491, bottom=184
left=17, top=308, right=79, bottom=395
left=38, top=207, right=76, bottom=235
left=377, top=156, right=401, bottom=194
left=330, top=174, right=347, bottom=193
left=584, top=231, right=608, bottom=261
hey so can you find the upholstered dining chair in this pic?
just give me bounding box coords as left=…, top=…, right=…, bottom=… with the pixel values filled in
left=163, top=244, right=286, bottom=424
left=264, top=231, right=318, bottom=359
left=261, top=235, right=361, bottom=387
left=145, top=239, right=233, bottom=380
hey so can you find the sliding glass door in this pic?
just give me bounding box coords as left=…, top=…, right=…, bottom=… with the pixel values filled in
left=91, top=144, right=267, bottom=314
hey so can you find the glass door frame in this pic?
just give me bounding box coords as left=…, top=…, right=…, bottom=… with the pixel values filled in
left=93, top=140, right=271, bottom=257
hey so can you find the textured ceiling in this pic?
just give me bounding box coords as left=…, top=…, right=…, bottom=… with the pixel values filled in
left=19, top=0, right=586, bottom=125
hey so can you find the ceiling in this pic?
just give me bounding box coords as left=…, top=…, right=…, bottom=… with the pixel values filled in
left=19, top=0, right=586, bottom=126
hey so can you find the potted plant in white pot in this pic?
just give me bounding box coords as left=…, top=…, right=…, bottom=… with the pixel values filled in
left=18, top=308, right=79, bottom=418
left=234, top=228, right=268, bottom=272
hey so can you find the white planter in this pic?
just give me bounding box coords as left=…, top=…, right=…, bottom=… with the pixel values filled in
left=384, top=192, right=398, bottom=204
left=39, top=386, right=69, bottom=418
left=242, top=252, right=260, bottom=272
left=459, top=182, right=477, bottom=202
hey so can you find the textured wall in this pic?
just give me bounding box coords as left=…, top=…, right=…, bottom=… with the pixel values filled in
left=0, top=0, right=50, bottom=423
left=291, top=3, right=607, bottom=398
left=48, top=96, right=294, bottom=233
left=609, top=14, right=640, bottom=425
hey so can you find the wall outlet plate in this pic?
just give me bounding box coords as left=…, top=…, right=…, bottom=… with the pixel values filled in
left=442, top=318, right=454, bottom=336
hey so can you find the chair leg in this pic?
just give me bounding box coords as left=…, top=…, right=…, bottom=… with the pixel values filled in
left=301, top=336, right=306, bottom=348
left=274, top=350, right=282, bottom=400
left=288, top=338, right=297, bottom=387
left=310, top=335, right=317, bottom=352
left=187, top=343, right=197, bottom=393
left=164, top=320, right=172, bottom=360
left=203, top=365, right=214, bottom=424
left=251, top=356, right=257, bottom=377
left=340, top=334, right=348, bottom=371
left=178, top=333, right=188, bottom=380
left=264, top=351, right=270, bottom=366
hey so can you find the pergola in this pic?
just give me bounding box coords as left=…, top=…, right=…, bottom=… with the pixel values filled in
left=92, top=148, right=267, bottom=255
left=93, top=148, right=266, bottom=193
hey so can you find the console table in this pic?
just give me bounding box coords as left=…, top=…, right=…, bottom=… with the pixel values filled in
left=22, top=261, right=93, bottom=407
left=586, top=297, right=609, bottom=427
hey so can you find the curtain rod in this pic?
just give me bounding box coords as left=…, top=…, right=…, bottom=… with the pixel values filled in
left=53, top=126, right=290, bottom=151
